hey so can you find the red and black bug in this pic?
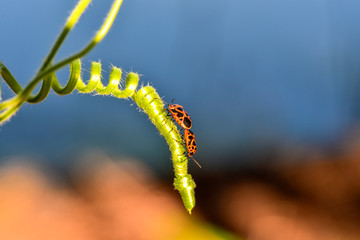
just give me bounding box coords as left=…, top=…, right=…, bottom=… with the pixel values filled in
left=184, top=129, right=197, bottom=157
left=183, top=129, right=201, bottom=168
left=167, top=99, right=192, bottom=130
left=158, top=98, right=201, bottom=167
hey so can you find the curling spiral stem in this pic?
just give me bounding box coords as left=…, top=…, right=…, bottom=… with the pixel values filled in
left=0, top=59, right=196, bottom=213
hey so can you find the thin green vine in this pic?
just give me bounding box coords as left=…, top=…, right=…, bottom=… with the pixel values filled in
left=0, top=0, right=196, bottom=213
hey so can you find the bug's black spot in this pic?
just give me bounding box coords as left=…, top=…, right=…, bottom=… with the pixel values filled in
left=183, top=117, right=192, bottom=128
left=176, top=112, right=184, bottom=118
left=176, top=107, right=184, bottom=111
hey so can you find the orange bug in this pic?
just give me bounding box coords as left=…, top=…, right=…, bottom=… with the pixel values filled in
left=184, top=129, right=197, bottom=157
left=184, top=129, right=201, bottom=168
left=157, top=98, right=201, bottom=167
left=167, top=99, right=192, bottom=130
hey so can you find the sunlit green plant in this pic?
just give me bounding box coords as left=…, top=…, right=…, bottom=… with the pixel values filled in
left=0, top=0, right=196, bottom=214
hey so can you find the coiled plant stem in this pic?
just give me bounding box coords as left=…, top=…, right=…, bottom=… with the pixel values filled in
left=0, top=0, right=196, bottom=213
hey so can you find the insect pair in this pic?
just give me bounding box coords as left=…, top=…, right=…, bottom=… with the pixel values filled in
left=165, top=99, right=201, bottom=168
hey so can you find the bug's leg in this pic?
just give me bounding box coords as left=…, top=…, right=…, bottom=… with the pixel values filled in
left=160, top=116, right=169, bottom=126
left=167, top=125, right=177, bottom=135
left=165, top=108, right=173, bottom=116
left=153, top=97, right=170, bottom=106
left=172, top=131, right=186, bottom=145
left=174, top=138, right=185, bottom=145
left=178, top=151, right=188, bottom=163
left=159, top=112, right=174, bottom=128
left=177, top=152, right=202, bottom=168
left=165, top=108, right=175, bottom=118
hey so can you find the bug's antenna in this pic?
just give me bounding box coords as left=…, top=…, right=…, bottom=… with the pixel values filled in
left=190, top=156, right=202, bottom=168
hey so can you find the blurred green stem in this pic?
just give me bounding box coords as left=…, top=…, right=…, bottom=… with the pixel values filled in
left=0, top=0, right=123, bottom=122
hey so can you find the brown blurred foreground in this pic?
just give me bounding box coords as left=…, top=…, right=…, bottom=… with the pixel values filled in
left=197, top=136, right=360, bottom=240
left=1, top=141, right=360, bottom=239
left=0, top=154, right=232, bottom=240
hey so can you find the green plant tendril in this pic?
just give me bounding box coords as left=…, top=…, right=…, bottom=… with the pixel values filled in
left=0, top=0, right=123, bottom=122
left=0, top=0, right=196, bottom=213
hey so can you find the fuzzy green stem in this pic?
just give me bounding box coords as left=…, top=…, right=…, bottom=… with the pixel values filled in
left=133, top=86, right=196, bottom=213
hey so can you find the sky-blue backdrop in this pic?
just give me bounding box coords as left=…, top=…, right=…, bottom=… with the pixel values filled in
left=1, top=0, right=360, bottom=173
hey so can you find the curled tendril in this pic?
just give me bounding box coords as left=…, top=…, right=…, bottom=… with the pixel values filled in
left=1, top=59, right=198, bottom=213
left=0, top=0, right=196, bottom=213
left=0, top=0, right=124, bottom=123
left=1, top=59, right=196, bottom=213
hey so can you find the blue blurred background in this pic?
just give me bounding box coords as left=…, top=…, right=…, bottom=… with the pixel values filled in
left=2, top=0, right=360, bottom=174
